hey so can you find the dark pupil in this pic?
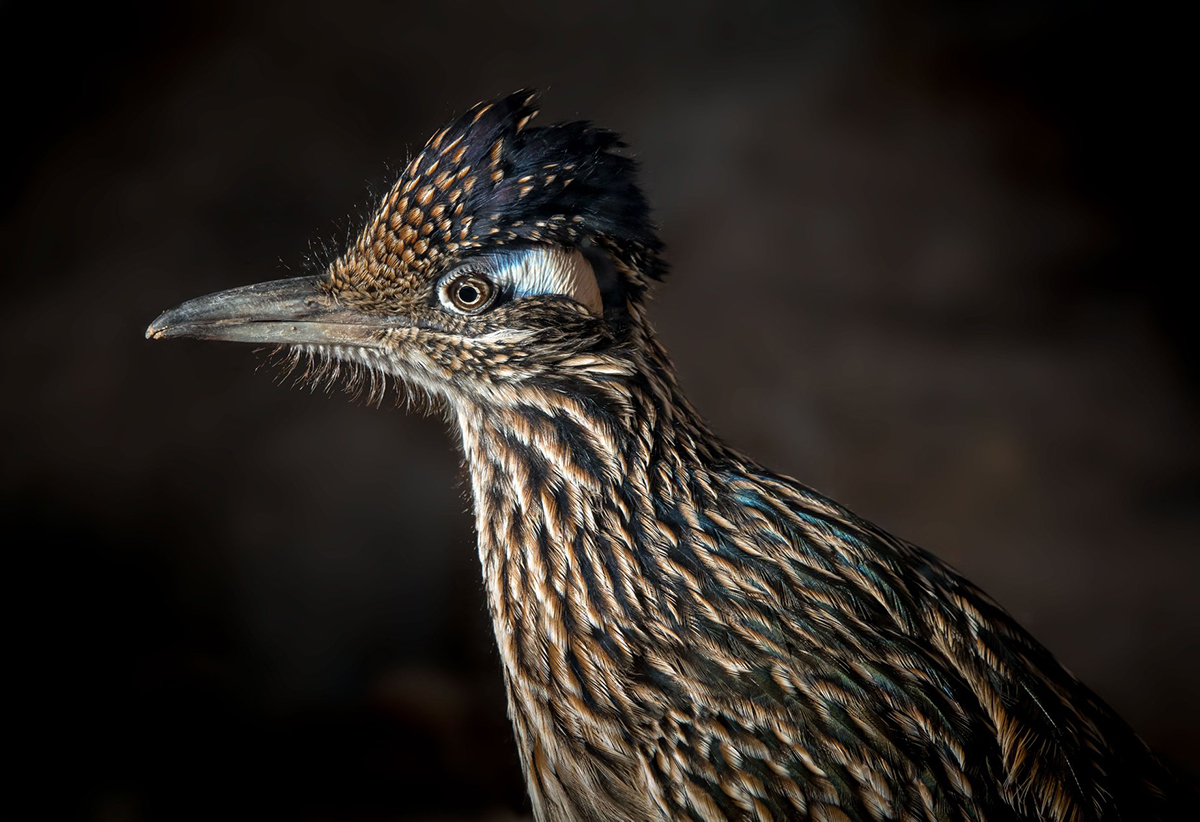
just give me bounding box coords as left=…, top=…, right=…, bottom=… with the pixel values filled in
left=458, top=283, right=480, bottom=305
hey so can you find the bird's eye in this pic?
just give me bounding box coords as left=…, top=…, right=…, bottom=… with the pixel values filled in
left=440, top=272, right=497, bottom=315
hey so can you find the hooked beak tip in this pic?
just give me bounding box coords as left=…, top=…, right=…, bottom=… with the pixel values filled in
left=145, top=315, right=169, bottom=340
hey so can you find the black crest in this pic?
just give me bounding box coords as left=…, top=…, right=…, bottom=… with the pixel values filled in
left=330, top=90, right=665, bottom=307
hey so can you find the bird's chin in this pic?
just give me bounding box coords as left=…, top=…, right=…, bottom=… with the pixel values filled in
left=268, top=342, right=451, bottom=411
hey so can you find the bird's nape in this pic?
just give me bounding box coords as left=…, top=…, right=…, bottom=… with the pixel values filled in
left=146, top=90, right=1182, bottom=822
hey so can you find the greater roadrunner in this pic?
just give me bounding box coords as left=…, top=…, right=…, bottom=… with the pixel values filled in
left=148, top=91, right=1179, bottom=821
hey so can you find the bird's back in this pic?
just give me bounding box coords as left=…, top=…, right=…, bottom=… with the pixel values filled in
left=605, top=460, right=1177, bottom=821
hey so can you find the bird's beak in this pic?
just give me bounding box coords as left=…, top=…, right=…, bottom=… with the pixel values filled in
left=146, top=276, right=383, bottom=347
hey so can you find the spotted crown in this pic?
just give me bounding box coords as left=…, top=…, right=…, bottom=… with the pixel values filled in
left=325, top=90, right=665, bottom=313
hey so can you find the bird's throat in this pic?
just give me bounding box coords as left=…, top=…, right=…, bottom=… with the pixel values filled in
left=452, top=366, right=711, bottom=817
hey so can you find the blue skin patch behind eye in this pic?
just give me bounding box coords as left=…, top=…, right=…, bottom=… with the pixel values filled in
left=454, top=247, right=603, bottom=313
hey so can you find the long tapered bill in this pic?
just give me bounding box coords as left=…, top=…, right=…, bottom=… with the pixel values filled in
left=146, top=276, right=386, bottom=346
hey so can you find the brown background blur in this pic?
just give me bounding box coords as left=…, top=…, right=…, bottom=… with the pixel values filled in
left=4, top=1, right=1195, bottom=819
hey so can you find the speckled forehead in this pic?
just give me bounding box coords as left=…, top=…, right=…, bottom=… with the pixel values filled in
left=326, top=94, right=589, bottom=300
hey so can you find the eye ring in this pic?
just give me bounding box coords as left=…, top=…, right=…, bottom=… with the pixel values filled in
left=439, top=272, right=497, bottom=315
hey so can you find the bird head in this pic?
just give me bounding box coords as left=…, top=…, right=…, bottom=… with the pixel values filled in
left=147, top=91, right=665, bottom=410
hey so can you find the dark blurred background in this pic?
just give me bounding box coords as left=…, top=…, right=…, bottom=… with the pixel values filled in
left=4, top=1, right=1195, bottom=819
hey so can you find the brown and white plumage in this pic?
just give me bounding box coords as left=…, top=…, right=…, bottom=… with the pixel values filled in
left=147, top=91, right=1181, bottom=821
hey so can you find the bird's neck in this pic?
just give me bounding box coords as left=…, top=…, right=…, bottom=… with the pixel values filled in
left=453, top=322, right=728, bottom=660
left=452, top=323, right=736, bottom=811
